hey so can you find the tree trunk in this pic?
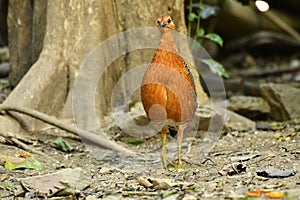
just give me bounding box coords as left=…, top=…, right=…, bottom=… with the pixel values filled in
left=8, top=0, right=47, bottom=86
left=1, top=0, right=208, bottom=135
left=0, top=0, right=8, bottom=47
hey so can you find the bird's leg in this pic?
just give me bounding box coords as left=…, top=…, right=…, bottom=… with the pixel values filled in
left=161, top=127, right=168, bottom=169
left=161, top=127, right=175, bottom=169
left=175, top=125, right=184, bottom=168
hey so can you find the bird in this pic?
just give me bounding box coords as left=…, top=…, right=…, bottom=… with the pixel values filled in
left=141, top=14, right=197, bottom=169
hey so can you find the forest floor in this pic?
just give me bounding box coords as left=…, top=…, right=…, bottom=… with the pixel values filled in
left=0, top=116, right=299, bottom=199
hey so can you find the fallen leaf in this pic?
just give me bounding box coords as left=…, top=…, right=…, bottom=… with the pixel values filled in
left=230, top=154, right=260, bottom=162
left=0, top=183, right=14, bottom=190
left=219, top=162, right=247, bottom=176
left=50, top=187, right=76, bottom=197
left=256, top=167, right=296, bottom=178
left=182, top=195, right=198, bottom=200
left=122, top=191, right=158, bottom=196
left=264, top=183, right=285, bottom=189
left=102, top=194, right=122, bottom=200
left=127, top=139, right=144, bottom=145
left=53, top=137, right=74, bottom=152
left=265, top=191, right=284, bottom=199
left=246, top=190, right=284, bottom=199
left=86, top=195, right=99, bottom=200
left=150, top=178, right=193, bottom=187
left=136, top=177, right=153, bottom=188
left=246, top=189, right=263, bottom=197
left=18, top=167, right=90, bottom=195
left=5, top=157, right=43, bottom=170
left=138, top=177, right=193, bottom=190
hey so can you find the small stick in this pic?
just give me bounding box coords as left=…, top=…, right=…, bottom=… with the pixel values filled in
left=0, top=131, right=56, bottom=161
left=122, top=191, right=159, bottom=196
left=263, top=11, right=300, bottom=42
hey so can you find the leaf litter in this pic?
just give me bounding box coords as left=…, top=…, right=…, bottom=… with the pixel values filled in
left=0, top=120, right=299, bottom=199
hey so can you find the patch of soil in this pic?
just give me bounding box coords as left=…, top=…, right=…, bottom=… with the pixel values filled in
left=0, top=120, right=299, bottom=199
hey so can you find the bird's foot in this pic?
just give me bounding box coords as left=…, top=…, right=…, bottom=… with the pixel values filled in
left=173, top=159, right=183, bottom=169
left=166, top=157, right=175, bottom=166
left=165, top=159, right=184, bottom=170
left=162, top=154, right=175, bottom=169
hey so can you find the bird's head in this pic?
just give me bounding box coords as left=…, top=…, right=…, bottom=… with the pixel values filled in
left=157, top=14, right=175, bottom=32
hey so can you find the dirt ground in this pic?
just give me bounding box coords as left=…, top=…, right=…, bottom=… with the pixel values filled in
left=0, top=117, right=299, bottom=199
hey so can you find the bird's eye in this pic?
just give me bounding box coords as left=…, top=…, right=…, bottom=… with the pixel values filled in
left=157, top=20, right=160, bottom=25
left=167, top=18, right=172, bottom=24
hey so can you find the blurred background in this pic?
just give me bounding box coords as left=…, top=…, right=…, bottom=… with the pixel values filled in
left=0, top=0, right=300, bottom=122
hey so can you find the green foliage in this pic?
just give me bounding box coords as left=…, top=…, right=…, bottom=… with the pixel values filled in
left=202, top=59, right=229, bottom=78
left=187, top=0, right=228, bottom=78
left=203, top=33, right=223, bottom=47
left=53, top=137, right=74, bottom=152
left=197, top=28, right=205, bottom=36
left=127, top=139, right=144, bottom=145
left=5, top=157, right=43, bottom=170
left=188, top=12, right=199, bottom=21
left=0, top=183, right=14, bottom=190
left=196, top=29, right=224, bottom=47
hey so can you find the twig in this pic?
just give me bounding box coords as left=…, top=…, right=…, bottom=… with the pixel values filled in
left=263, top=11, right=300, bottom=42
left=122, top=191, right=158, bottom=196
left=187, top=0, right=193, bottom=37
left=40, top=126, right=81, bottom=140
left=236, top=64, right=300, bottom=77
left=194, top=0, right=202, bottom=41
left=201, top=156, right=215, bottom=164
left=0, top=131, right=56, bottom=161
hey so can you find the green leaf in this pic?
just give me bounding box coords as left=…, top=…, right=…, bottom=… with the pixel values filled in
left=53, top=137, right=74, bottom=152
left=202, top=59, right=229, bottom=78
left=203, top=33, right=224, bottom=47
left=188, top=12, right=199, bottom=22
left=197, top=28, right=205, bottom=37
left=5, top=157, right=43, bottom=170
left=0, top=183, right=14, bottom=190
left=198, top=2, right=204, bottom=10
left=127, top=139, right=144, bottom=145
left=196, top=38, right=203, bottom=45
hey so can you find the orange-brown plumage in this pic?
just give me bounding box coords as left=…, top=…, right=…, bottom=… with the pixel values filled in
left=141, top=14, right=197, bottom=169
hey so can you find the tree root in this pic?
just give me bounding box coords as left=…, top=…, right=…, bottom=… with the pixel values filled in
left=0, top=104, right=134, bottom=153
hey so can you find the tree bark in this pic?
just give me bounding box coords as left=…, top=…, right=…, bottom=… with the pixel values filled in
left=8, top=0, right=47, bottom=86
left=0, top=0, right=8, bottom=47
left=1, top=0, right=208, bottom=136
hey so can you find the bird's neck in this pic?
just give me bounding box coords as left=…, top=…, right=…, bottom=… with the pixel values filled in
left=158, top=30, right=177, bottom=53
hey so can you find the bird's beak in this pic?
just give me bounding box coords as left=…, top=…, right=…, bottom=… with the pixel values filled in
left=160, top=21, right=166, bottom=28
